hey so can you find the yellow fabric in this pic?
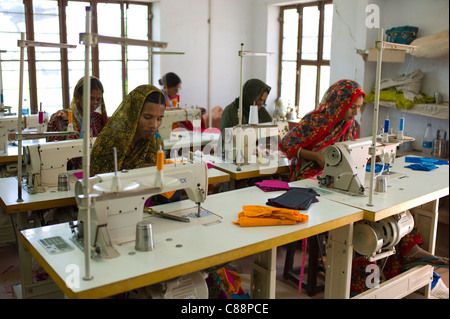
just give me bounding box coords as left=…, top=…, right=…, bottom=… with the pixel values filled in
left=365, top=90, right=435, bottom=109
left=232, top=205, right=309, bottom=227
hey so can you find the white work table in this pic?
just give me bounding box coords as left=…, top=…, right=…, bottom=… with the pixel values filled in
left=1, top=166, right=229, bottom=299
left=296, top=155, right=449, bottom=299
left=19, top=183, right=363, bottom=299
left=297, top=156, right=449, bottom=222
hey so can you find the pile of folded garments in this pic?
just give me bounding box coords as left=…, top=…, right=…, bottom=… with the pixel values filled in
left=233, top=205, right=309, bottom=227
left=404, top=156, right=449, bottom=171
left=255, top=180, right=290, bottom=192
left=267, top=187, right=319, bottom=210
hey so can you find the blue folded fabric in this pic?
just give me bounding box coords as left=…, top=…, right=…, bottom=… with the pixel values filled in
left=366, top=163, right=391, bottom=173
left=405, top=156, right=449, bottom=165
left=405, top=163, right=438, bottom=171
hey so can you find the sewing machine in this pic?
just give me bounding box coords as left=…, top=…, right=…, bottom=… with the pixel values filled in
left=159, top=108, right=202, bottom=140
left=317, top=136, right=401, bottom=195
left=224, top=122, right=288, bottom=164
left=0, top=113, right=49, bottom=153
left=71, top=162, right=208, bottom=259
left=23, top=138, right=95, bottom=193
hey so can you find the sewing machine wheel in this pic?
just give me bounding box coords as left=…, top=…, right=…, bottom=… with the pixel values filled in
left=23, top=146, right=31, bottom=164
left=324, top=145, right=342, bottom=166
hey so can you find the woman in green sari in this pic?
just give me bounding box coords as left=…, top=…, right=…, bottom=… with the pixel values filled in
left=219, top=78, right=272, bottom=140
left=90, top=85, right=166, bottom=176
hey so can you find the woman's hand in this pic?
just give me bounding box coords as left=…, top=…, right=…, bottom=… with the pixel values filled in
left=315, top=152, right=325, bottom=169
left=298, top=148, right=325, bottom=168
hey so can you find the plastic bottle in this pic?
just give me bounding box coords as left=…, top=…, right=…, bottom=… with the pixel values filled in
left=422, top=123, right=433, bottom=155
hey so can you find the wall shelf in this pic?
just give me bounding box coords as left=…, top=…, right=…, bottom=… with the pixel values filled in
left=372, top=101, right=449, bottom=120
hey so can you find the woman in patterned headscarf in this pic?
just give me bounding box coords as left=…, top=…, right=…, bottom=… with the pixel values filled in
left=90, top=85, right=166, bottom=176
left=46, top=76, right=108, bottom=142
left=279, top=79, right=365, bottom=182
left=220, top=78, right=272, bottom=141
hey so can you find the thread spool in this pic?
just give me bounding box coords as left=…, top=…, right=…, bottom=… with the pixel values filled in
left=38, top=102, right=43, bottom=124
left=382, top=117, right=390, bottom=142
left=397, top=117, right=405, bottom=140
left=157, top=148, right=164, bottom=171
left=248, top=104, right=258, bottom=125
left=57, top=173, right=70, bottom=191
left=68, top=110, right=73, bottom=123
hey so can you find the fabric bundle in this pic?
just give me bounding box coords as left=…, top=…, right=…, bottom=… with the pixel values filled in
left=233, top=205, right=308, bottom=227
left=255, top=180, right=290, bottom=192
left=267, top=187, right=319, bottom=210
left=404, top=156, right=448, bottom=171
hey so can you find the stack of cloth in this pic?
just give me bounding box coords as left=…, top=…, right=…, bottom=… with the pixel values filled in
left=404, top=156, right=449, bottom=171
left=255, top=180, right=290, bottom=192
left=267, top=187, right=319, bottom=210
left=233, top=205, right=308, bottom=227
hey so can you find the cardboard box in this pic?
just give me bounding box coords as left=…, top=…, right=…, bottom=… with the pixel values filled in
left=367, top=48, right=406, bottom=62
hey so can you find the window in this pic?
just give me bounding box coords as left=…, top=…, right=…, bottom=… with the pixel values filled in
left=0, top=0, right=153, bottom=117
left=278, top=1, right=333, bottom=119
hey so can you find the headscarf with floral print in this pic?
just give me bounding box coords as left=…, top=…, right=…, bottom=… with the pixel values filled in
left=279, top=79, right=365, bottom=181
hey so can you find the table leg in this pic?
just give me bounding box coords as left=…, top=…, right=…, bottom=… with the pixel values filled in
left=14, top=212, right=62, bottom=299
left=250, top=248, right=277, bottom=299
left=411, top=198, right=440, bottom=298
left=324, top=223, right=354, bottom=299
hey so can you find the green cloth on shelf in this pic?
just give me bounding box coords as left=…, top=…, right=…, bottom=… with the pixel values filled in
left=365, top=90, right=435, bottom=109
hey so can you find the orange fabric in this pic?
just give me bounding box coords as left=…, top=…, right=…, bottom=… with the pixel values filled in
left=216, top=268, right=243, bottom=295
left=232, top=205, right=309, bottom=227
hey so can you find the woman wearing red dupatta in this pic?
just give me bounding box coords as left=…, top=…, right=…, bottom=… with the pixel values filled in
left=279, top=79, right=365, bottom=181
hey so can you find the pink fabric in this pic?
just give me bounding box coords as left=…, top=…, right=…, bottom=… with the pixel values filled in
left=255, top=180, right=290, bottom=192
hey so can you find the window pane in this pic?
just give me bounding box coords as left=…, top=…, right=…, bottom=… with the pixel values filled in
left=282, top=9, right=298, bottom=61
left=280, top=61, right=297, bottom=108
left=128, top=61, right=149, bottom=92
left=68, top=61, right=85, bottom=95
left=298, top=65, right=317, bottom=118
left=1, top=61, right=28, bottom=114
left=99, top=61, right=122, bottom=115
left=0, top=0, right=25, bottom=114
left=66, top=2, right=89, bottom=64
left=36, top=61, right=62, bottom=114
left=322, top=4, right=333, bottom=60
left=301, top=6, right=319, bottom=60
left=127, top=4, right=148, bottom=40
left=98, top=3, right=121, bottom=37
left=319, top=65, right=331, bottom=104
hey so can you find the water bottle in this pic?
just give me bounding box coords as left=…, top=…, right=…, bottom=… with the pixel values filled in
left=422, top=123, right=433, bottom=155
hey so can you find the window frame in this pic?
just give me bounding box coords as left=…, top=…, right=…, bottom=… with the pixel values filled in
left=277, top=1, right=332, bottom=118
left=5, top=0, right=153, bottom=114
